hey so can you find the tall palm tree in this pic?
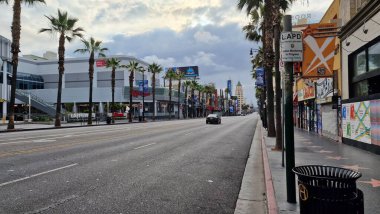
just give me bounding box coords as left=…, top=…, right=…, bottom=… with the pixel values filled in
left=106, top=58, right=122, bottom=124
left=2, top=0, right=45, bottom=130
left=165, top=68, right=176, bottom=120
left=196, top=84, right=204, bottom=117
left=39, top=9, right=83, bottom=128
left=183, top=80, right=191, bottom=118
left=126, top=61, right=140, bottom=122
left=147, top=62, right=162, bottom=121
left=238, top=0, right=276, bottom=137
left=75, top=37, right=107, bottom=125
left=175, top=69, right=185, bottom=119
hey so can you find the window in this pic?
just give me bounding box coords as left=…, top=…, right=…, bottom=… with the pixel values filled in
left=368, top=42, right=380, bottom=72
left=349, top=38, right=380, bottom=98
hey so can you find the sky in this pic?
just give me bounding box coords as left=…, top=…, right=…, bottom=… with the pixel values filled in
left=0, top=0, right=333, bottom=105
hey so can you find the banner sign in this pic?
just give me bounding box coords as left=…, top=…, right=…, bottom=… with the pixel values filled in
left=255, top=67, right=265, bottom=87
left=96, top=59, right=106, bottom=67
left=316, top=78, right=333, bottom=103
left=227, top=80, right=232, bottom=96
left=137, top=80, right=148, bottom=93
left=302, top=23, right=337, bottom=77
left=165, top=66, right=199, bottom=77
left=342, top=101, right=371, bottom=144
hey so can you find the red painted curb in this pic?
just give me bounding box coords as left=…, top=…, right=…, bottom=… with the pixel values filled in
left=261, top=125, right=278, bottom=214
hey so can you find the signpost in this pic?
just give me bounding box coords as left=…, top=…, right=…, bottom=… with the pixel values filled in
left=282, top=15, right=297, bottom=203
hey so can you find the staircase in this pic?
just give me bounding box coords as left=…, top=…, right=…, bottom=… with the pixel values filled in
left=15, top=90, right=57, bottom=117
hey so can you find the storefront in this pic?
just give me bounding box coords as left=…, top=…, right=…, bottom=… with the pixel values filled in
left=296, top=78, right=317, bottom=132
left=340, top=0, right=380, bottom=154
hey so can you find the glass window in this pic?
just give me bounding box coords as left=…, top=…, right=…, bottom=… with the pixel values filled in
left=354, top=50, right=366, bottom=76
left=353, top=80, right=368, bottom=97
left=368, top=42, right=380, bottom=72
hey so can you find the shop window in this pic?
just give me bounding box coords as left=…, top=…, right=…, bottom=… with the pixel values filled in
left=349, top=38, right=380, bottom=98
left=368, top=42, right=380, bottom=72
left=353, top=50, right=366, bottom=76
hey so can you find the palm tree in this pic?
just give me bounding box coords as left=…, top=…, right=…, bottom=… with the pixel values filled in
left=147, top=63, right=162, bottom=121
left=126, top=61, right=140, bottom=122
left=238, top=0, right=276, bottom=137
left=196, top=84, right=204, bottom=117
left=165, top=68, right=176, bottom=120
left=106, top=58, right=122, bottom=124
left=175, top=69, right=185, bottom=119
left=39, top=9, right=83, bottom=128
left=2, top=0, right=45, bottom=130
left=189, top=80, right=198, bottom=118
left=183, top=80, right=191, bottom=118
left=75, top=37, right=108, bottom=125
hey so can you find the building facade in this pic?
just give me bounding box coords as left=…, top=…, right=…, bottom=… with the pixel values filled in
left=235, top=81, right=244, bottom=114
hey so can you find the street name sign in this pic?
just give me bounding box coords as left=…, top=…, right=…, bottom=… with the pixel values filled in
left=281, top=31, right=303, bottom=62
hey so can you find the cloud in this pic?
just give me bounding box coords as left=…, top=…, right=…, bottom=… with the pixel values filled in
left=194, top=31, right=221, bottom=44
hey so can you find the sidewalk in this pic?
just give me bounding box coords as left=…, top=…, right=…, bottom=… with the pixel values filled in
left=263, top=127, right=380, bottom=214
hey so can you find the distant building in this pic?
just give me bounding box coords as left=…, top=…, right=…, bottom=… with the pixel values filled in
left=235, top=81, right=244, bottom=114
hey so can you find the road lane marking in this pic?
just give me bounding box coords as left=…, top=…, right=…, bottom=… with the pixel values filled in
left=0, top=163, right=78, bottom=188
left=133, top=143, right=156, bottom=150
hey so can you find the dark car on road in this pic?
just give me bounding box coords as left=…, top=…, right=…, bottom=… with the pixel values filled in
left=206, top=113, right=221, bottom=124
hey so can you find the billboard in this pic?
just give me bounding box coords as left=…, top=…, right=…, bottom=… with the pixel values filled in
left=255, top=67, right=265, bottom=87
left=165, top=66, right=199, bottom=77
left=302, top=23, right=337, bottom=77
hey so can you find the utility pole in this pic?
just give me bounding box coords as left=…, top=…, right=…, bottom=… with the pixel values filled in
left=283, top=15, right=296, bottom=203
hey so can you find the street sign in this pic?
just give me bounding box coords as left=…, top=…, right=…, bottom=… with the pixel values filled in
left=280, top=31, right=303, bottom=62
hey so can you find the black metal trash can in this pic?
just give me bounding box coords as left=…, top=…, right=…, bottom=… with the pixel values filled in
left=293, top=165, right=364, bottom=214
left=106, top=116, right=112, bottom=124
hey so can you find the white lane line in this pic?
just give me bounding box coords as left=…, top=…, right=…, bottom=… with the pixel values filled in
left=133, top=143, right=156, bottom=150
left=0, top=163, right=78, bottom=188
left=185, top=132, right=192, bottom=136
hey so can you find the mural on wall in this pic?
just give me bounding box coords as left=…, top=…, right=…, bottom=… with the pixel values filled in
left=342, top=101, right=371, bottom=144
left=316, top=78, right=333, bottom=103
left=370, top=100, right=380, bottom=146
left=297, top=78, right=315, bottom=101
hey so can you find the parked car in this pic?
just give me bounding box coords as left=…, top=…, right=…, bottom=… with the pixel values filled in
left=206, top=113, right=221, bottom=124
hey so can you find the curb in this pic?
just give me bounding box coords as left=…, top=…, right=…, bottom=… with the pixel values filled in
left=234, top=119, right=266, bottom=214
left=261, top=125, right=278, bottom=214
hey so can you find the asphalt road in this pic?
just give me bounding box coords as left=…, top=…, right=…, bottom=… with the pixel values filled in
left=0, top=114, right=258, bottom=214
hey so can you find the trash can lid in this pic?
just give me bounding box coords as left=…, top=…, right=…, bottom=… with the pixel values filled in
left=292, top=165, right=362, bottom=180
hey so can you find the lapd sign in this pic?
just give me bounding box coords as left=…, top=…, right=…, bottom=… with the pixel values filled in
left=281, top=31, right=303, bottom=62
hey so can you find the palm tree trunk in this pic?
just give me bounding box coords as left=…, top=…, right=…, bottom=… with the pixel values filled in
left=55, top=34, right=65, bottom=127
left=111, top=68, right=115, bottom=123
left=184, top=86, right=188, bottom=118
left=274, top=23, right=282, bottom=149
left=7, top=0, right=21, bottom=130
left=263, top=1, right=276, bottom=137
left=88, top=52, right=95, bottom=125
left=129, top=72, right=133, bottom=122
left=152, top=73, right=156, bottom=121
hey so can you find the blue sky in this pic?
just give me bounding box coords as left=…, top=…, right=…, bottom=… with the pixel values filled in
left=0, top=0, right=333, bottom=105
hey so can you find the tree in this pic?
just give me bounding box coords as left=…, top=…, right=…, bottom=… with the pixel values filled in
left=238, top=0, right=276, bottom=137
left=175, top=69, right=185, bottom=119
left=126, top=61, right=140, bottom=122
left=75, top=37, right=108, bottom=125
left=196, top=84, right=205, bottom=117
left=165, top=68, right=176, bottom=120
left=2, top=0, right=45, bottom=130
left=39, top=9, right=83, bottom=128
left=183, top=80, right=191, bottom=118
left=106, top=58, right=122, bottom=124
left=189, top=80, right=198, bottom=118
left=147, top=62, right=162, bottom=121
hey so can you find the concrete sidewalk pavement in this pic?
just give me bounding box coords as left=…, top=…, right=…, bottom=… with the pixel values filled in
left=263, top=127, right=380, bottom=214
